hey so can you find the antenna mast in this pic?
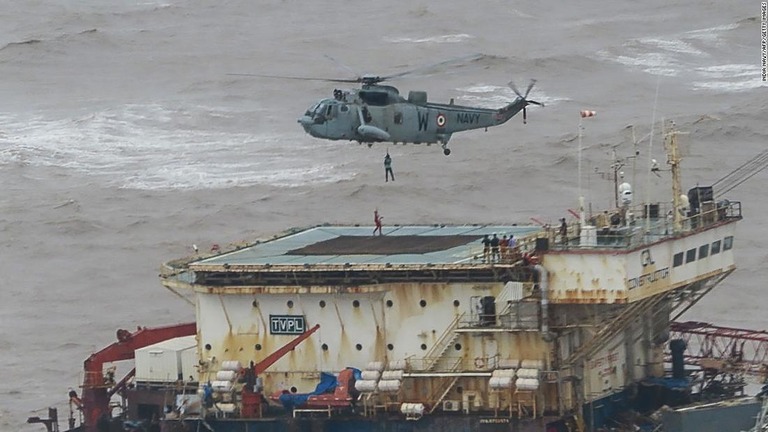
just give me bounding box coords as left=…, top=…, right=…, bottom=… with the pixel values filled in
left=665, top=122, right=683, bottom=234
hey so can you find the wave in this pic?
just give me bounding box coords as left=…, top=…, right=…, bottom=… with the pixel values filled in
left=383, top=34, right=474, bottom=44
left=0, top=28, right=99, bottom=54
left=0, top=105, right=360, bottom=190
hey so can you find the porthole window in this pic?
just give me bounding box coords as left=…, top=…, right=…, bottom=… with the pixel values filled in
left=287, top=300, right=294, bottom=308
left=353, top=300, right=360, bottom=308
left=255, top=344, right=262, bottom=351
left=205, top=344, right=212, bottom=351
left=387, top=343, right=394, bottom=351
left=420, top=343, right=427, bottom=351
left=386, top=300, right=393, bottom=308
left=321, top=344, right=328, bottom=351
left=319, top=300, right=326, bottom=308
left=252, top=300, right=258, bottom=308
left=355, top=344, right=363, bottom=351
left=419, top=300, right=427, bottom=308
left=454, top=343, right=462, bottom=351
left=290, top=386, right=297, bottom=393
left=453, top=300, right=460, bottom=307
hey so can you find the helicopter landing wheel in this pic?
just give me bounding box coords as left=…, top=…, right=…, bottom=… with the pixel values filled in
left=443, top=148, right=451, bottom=156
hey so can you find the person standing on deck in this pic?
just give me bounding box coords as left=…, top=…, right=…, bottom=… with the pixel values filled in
left=384, top=152, right=395, bottom=182
left=373, top=209, right=383, bottom=236
left=490, top=233, right=500, bottom=262
left=559, top=218, right=568, bottom=245
left=481, top=234, right=491, bottom=263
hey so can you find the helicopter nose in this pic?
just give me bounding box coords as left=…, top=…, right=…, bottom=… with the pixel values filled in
left=298, top=115, right=313, bottom=127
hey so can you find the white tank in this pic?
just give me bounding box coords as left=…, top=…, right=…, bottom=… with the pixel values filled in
left=489, top=376, right=514, bottom=389
left=220, top=360, right=242, bottom=372
left=366, top=361, right=385, bottom=371
left=378, top=380, right=401, bottom=392
left=515, top=378, right=540, bottom=390
left=491, top=369, right=516, bottom=378
left=516, top=368, right=539, bottom=379
left=215, top=370, right=238, bottom=381
left=361, top=370, right=381, bottom=381
left=381, top=370, right=404, bottom=381
left=354, top=380, right=378, bottom=392
left=211, top=380, right=233, bottom=392
left=400, top=403, right=425, bottom=415
left=520, top=359, right=545, bottom=369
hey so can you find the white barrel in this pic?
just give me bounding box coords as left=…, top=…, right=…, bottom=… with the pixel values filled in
left=361, top=370, right=381, bottom=381
left=354, top=380, right=378, bottom=392
left=211, top=380, right=233, bottom=392
left=515, top=377, right=540, bottom=390
left=498, top=358, right=520, bottom=369
left=366, top=361, right=385, bottom=371
left=220, top=360, right=243, bottom=372
left=491, top=369, right=516, bottom=378
left=378, top=380, right=401, bottom=392
left=516, top=368, right=539, bottom=379
left=520, top=359, right=544, bottom=370
left=381, top=370, right=404, bottom=381
left=489, top=376, right=514, bottom=389
left=401, top=403, right=424, bottom=415
left=388, top=360, right=406, bottom=370
left=216, top=370, right=238, bottom=381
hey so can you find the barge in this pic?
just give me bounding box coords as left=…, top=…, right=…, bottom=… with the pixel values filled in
left=29, top=126, right=764, bottom=432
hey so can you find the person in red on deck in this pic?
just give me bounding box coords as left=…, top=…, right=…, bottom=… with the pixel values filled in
left=373, top=209, right=383, bottom=236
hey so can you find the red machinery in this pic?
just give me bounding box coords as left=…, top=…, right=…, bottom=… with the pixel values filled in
left=80, top=322, right=197, bottom=432
left=76, top=322, right=321, bottom=430
left=239, top=324, right=321, bottom=417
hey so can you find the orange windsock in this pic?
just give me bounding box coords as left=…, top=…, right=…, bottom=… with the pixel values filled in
left=580, top=110, right=597, bottom=118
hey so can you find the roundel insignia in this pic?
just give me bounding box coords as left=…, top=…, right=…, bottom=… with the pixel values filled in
left=436, top=113, right=446, bottom=127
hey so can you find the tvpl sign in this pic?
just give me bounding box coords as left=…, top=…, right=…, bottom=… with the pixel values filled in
left=269, top=315, right=307, bottom=335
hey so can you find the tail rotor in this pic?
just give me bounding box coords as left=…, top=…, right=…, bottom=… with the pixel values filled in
left=508, top=79, right=543, bottom=124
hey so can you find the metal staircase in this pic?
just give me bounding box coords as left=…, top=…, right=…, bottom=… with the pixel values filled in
left=563, top=293, right=667, bottom=366
left=424, top=313, right=464, bottom=371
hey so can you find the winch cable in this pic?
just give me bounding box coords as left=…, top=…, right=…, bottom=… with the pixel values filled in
left=712, top=148, right=768, bottom=198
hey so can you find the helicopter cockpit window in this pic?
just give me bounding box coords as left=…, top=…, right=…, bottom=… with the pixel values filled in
left=305, top=102, right=320, bottom=117
left=314, top=103, right=329, bottom=123
left=394, top=112, right=403, bottom=124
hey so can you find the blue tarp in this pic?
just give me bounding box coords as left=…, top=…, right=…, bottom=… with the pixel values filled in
left=278, top=371, right=339, bottom=410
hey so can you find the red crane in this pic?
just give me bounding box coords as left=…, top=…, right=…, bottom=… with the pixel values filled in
left=79, top=322, right=197, bottom=432
left=71, top=322, right=321, bottom=431
left=670, top=321, right=768, bottom=379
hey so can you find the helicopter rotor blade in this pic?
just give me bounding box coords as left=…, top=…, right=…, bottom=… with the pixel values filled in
left=322, top=54, right=362, bottom=80
left=524, top=79, right=537, bottom=98
left=227, top=73, right=361, bottom=84
left=377, top=53, right=487, bottom=83
left=508, top=81, right=524, bottom=99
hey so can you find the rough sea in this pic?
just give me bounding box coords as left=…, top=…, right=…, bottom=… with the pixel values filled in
left=1, top=0, right=766, bottom=430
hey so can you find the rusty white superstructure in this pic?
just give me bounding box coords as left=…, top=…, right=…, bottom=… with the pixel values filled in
left=151, top=128, right=742, bottom=426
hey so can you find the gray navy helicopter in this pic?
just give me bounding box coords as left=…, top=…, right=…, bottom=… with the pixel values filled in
left=244, top=55, right=543, bottom=156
